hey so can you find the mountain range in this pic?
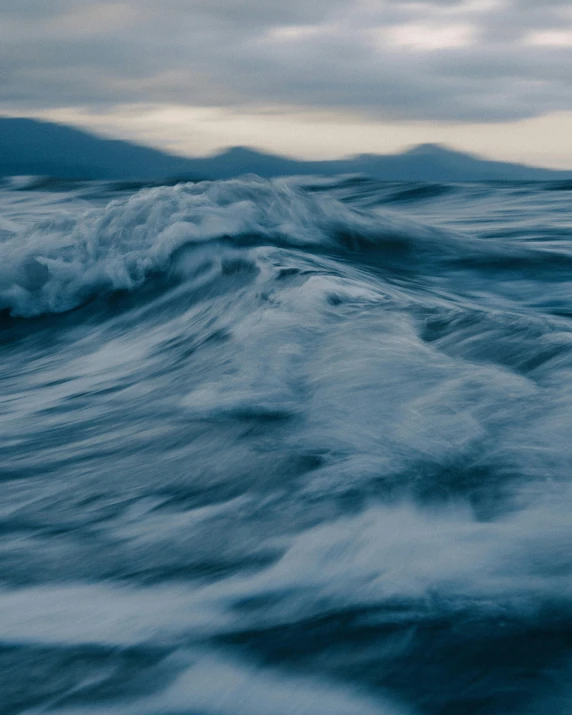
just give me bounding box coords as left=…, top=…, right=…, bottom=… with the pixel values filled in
left=2, top=117, right=572, bottom=182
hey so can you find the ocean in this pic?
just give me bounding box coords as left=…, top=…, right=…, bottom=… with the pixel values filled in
left=1, top=174, right=572, bottom=714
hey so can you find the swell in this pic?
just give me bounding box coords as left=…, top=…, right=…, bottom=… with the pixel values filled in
left=0, top=177, right=518, bottom=319
left=0, top=179, right=434, bottom=317
left=3, top=176, right=569, bottom=322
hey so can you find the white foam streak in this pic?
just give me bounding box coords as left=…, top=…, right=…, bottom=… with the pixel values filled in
left=42, top=655, right=410, bottom=715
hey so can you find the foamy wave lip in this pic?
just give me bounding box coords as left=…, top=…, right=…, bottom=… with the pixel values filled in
left=0, top=177, right=449, bottom=317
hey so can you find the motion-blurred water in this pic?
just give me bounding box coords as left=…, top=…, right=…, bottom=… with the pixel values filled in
left=1, top=175, right=572, bottom=714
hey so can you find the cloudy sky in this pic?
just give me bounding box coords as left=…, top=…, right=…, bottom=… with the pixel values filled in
left=2, top=0, right=572, bottom=166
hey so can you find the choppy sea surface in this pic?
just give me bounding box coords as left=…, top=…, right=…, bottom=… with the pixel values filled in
left=1, top=174, right=572, bottom=715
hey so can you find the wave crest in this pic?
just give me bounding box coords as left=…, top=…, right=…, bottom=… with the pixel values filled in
left=0, top=178, right=447, bottom=317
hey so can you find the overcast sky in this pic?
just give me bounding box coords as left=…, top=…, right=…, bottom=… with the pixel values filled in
left=2, top=0, right=572, bottom=166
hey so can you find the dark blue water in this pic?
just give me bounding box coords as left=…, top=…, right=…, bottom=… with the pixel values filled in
left=1, top=176, right=572, bottom=714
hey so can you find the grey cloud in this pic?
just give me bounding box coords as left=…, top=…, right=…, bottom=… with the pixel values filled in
left=1, top=0, right=572, bottom=122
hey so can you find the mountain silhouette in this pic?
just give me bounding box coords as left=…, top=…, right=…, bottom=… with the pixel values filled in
left=2, top=118, right=571, bottom=182
left=0, top=118, right=202, bottom=181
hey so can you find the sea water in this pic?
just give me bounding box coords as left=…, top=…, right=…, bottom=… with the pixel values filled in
left=1, top=175, right=572, bottom=714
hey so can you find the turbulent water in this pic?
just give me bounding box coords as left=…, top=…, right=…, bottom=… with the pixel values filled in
left=1, top=174, right=572, bottom=715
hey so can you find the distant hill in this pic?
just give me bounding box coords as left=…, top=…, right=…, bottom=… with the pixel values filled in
left=2, top=118, right=572, bottom=182
left=0, top=118, right=201, bottom=181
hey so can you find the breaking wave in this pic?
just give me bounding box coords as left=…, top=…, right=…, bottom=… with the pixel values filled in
left=0, top=178, right=457, bottom=317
